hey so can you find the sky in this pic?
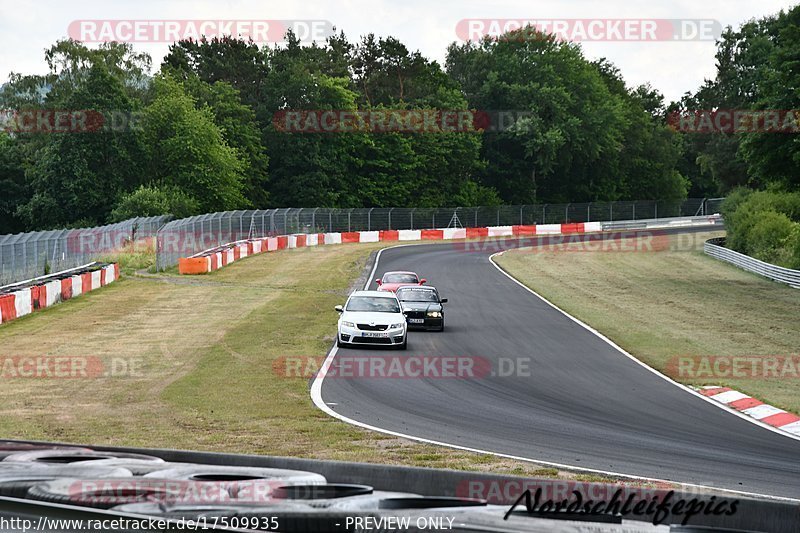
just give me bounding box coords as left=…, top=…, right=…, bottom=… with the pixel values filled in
left=0, top=0, right=796, bottom=103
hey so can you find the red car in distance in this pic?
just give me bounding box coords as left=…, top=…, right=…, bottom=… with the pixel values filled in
left=375, top=271, right=427, bottom=292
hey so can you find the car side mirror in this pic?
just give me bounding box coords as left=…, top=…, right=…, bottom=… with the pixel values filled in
left=420, top=279, right=427, bottom=285
left=375, top=278, right=381, bottom=285
left=440, top=298, right=448, bottom=303
left=334, top=305, right=343, bottom=313
left=402, top=310, right=410, bottom=316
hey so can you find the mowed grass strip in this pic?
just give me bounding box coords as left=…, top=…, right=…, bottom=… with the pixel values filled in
left=494, top=230, right=800, bottom=413
left=0, top=242, right=575, bottom=480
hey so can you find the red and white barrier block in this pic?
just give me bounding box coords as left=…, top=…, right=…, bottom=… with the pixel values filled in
left=0, top=264, right=119, bottom=325
left=176, top=220, right=669, bottom=275
left=699, top=386, right=800, bottom=437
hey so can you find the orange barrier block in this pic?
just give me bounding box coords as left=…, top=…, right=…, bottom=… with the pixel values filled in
left=30, top=286, right=44, bottom=310
left=179, top=257, right=210, bottom=275
left=296, top=234, right=307, bottom=247
left=277, top=236, right=288, bottom=250
left=341, top=232, right=360, bottom=243
left=0, top=294, right=15, bottom=321
left=512, top=225, right=537, bottom=236
left=421, top=229, right=444, bottom=240
left=466, top=227, right=489, bottom=238
left=81, top=272, right=93, bottom=292
left=61, top=278, right=73, bottom=300
left=379, top=230, right=399, bottom=241
left=561, top=223, right=585, bottom=234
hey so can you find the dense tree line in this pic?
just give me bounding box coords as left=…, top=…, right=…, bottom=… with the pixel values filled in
left=678, top=6, right=800, bottom=267
left=1, top=7, right=798, bottom=233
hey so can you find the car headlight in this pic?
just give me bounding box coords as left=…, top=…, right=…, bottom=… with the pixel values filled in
left=426, top=310, right=442, bottom=318
left=341, top=321, right=355, bottom=328
left=390, top=323, right=404, bottom=329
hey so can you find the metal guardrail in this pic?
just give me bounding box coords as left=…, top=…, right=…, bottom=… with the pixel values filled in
left=601, top=215, right=724, bottom=231
left=704, top=237, right=800, bottom=288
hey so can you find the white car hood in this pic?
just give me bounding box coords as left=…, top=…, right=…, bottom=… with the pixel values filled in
left=341, top=311, right=404, bottom=325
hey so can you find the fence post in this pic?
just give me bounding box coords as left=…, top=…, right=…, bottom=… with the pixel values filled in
left=520, top=206, right=523, bottom=225
left=655, top=201, right=658, bottom=219
left=388, top=208, right=393, bottom=230
left=368, top=208, right=373, bottom=231
left=565, top=203, right=570, bottom=223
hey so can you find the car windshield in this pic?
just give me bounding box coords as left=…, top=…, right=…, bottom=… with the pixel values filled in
left=397, top=288, right=438, bottom=302
left=383, top=273, right=418, bottom=283
left=346, top=296, right=401, bottom=313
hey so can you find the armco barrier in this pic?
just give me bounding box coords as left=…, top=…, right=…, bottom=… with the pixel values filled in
left=704, top=237, right=800, bottom=288
left=0, top=263, right=119, bottom=325
left=177, top=216, right=724, bottom=275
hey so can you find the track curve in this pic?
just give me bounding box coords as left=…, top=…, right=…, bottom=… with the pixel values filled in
left=315, top=228, right=800, bottom=499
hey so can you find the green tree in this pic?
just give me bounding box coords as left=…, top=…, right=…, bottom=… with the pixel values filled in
left=0, top=133, right=28, bottom=234
left=142, top=76, right=248, bottom=213
left=179, top=75, right=270, bottom=206
left=446, top=31, right=628, bottom=203
left=110, top=185, right=199, bottom=221
left=16, top=63, right=146, bottom=229
left=739, top=7, right=800, bottom=190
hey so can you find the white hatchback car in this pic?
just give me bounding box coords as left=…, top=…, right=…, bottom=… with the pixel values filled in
left=335, top=290, right=408, bottom=349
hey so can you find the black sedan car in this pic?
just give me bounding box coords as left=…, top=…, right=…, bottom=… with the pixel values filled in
left=396, top=286, right=447, bottom=331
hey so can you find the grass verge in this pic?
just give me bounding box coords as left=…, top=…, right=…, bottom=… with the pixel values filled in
left=494, top=230, right=800, bottom=413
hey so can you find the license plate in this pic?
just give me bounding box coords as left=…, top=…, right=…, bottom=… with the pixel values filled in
left=362, top=332, right=389, bottom=337
left=408, top=318, right=424, bottom=324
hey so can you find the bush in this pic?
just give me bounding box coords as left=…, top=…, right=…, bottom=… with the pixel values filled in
left=747, top=210, right=794, bottom=264
left=720, top=187, right=752, bottom=221
left=110, top=185, right=200, bottom=222
left=723, top=189, right=800, bottom=268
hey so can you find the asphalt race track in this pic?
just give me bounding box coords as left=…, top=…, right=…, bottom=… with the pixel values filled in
left=318, top=227, right=800, bottom=499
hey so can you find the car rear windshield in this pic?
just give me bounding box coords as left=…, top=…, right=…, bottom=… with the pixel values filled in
left=397, top=288, right=438, bottom=302
left=346, top=296, right=401, bottom=313
left=383, top=273, right=418, bottom=283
